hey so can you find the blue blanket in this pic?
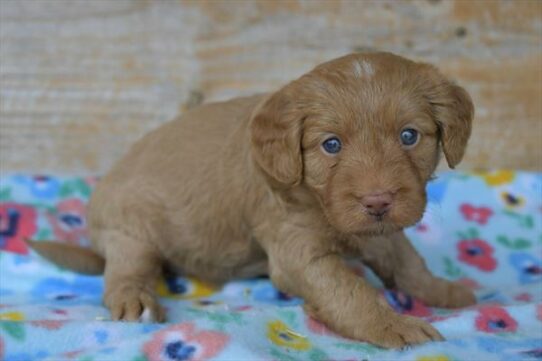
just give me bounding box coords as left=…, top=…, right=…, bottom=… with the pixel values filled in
left=1, top=170, right=541, bottom=361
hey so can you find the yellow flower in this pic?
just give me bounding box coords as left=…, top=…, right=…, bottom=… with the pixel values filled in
left=267, top=320, right=311, bottom=351
left=417, top=355, right=450, bottom=361
left=156, top=277, right=217, bottom=299
left=0, top=311, right=24, bottom=321
left=475, top=170, right=515, bottom=186
left=500, top=191, right=525, bottom=208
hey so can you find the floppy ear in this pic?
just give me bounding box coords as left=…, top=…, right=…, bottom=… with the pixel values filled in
left=250, top=87, right=304, bottom=186
left=425, top=71, right=475, bottom=168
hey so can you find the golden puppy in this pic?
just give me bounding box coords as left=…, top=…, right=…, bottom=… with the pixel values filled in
left=32, top=52, right=476, bottom=348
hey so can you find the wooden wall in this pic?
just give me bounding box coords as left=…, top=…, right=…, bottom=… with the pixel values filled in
left=1, top=0, right=541, bottom=175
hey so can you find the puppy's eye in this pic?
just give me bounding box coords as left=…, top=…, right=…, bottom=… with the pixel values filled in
left=322, top=137, right=342, bottom=154
left=400, top=128, right=419, bottom=147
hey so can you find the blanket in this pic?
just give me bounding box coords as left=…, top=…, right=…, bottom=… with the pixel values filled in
left=0, top=170, right=541, bottom=361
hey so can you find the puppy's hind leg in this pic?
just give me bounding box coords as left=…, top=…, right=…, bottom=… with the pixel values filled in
left=101, top=230, right=165, bottom=322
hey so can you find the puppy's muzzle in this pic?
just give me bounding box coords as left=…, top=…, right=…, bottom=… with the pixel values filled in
left=361, top=192, right=393, bottom=220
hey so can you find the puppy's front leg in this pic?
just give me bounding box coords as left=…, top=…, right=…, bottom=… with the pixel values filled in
left=102, top=231, right=165, bottom=322
left=262, top=228, right=443, bottom=348
left=385, top=232, right=476, bottom=308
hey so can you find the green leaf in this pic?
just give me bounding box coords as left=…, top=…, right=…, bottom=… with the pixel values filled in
left=496, top=236, right=512, bottom=247
left=131, top=356, right=147, bottom=361
left=333, top=342, right=380, bottom=353
left=0, top=188, right=11, bottom=201
left=277, top=309, right=298, bottom=328
left=270, top=347, right=299, bottom=361
left=522, top=216, right=534, bottom=229
left=497, top=236, right=531, bottom=249
left=35, top=229, right=52, bottom=240
left=308, top=348, right=329, bottom=361
left=0, top=322, right=25, bottom=341
left=467, top=228, right=479, bottom=239
left=75, top=179, right=92, bottom=197
left=443, top=256, right=462, bottom=278
left=59, top=182, right=75, bottom=197
left=512, top=238, right=531, bottom=249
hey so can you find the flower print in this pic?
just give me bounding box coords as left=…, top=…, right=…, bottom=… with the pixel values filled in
left=306, top=316, right=338, bottom=337
left=13, top=175, right=60, bottom=199
left=417, top=355, right=450, bottom=361
left=30, top=320, right=65, bottom=330
left=0, top=203, right=36, bottom=254
left=426, top=177, right=449, bottom=203
left=416, top=223, right=429, bottom=232
left=31, top=276, right=102, bottom=302
left=143, top=322, right=229, bottom=361
left=425, top=312, right=460, bottom=323
left=475, top=306, right=517, bottom=333
left=252, top=283, right=302, bottom=306
left=457, top=277, right=482, bottom=290
left=29, top=176, right=60, bottom=199
left=384, top=290, right=431, bottom=317
left=475, top=170, right=515, bottom=186
left=460, top=204, right=493, bottom=225
left=514, top=293, right=532, bottom=302
left=156, top=277, right=216, bottom=299
left=0, top=311, right=24, bottom=321
left=267, top=320, right=311, bottom=351
left=46, top=198, right=87, bottom=244
left=500, top=191, right=525, bottom=209
left=509, top=253, right=542, bottom=284
left=457, top=239, right=497, bottom=272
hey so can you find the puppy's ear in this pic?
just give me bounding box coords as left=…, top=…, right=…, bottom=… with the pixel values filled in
left=250, top=87, right=303, bottom=186
left=424, top=69, right=475, bottom=168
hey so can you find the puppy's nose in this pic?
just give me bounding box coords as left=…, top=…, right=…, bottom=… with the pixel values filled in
left=361, top=193, right=392, bottom=216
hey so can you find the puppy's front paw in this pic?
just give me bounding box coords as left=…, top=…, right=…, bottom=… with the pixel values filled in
left=104, top=285, right=165, bottom=322
left=366, top=314, right=444, bottom=349
left=444, top=282, right=476, bottom=308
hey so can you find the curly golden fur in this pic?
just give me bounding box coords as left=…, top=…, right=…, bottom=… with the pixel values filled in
left=31, top=52, right=476, bottom=348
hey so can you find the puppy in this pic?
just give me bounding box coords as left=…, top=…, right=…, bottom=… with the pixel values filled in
left=32, top=52, right=476, bottom=348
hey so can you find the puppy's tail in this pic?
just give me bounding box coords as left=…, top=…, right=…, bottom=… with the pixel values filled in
left=27, top=240, right=105, bottom=275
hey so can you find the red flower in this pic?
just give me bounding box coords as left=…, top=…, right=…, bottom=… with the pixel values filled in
left=425, top=312, right=460, bottom=323
left=46, top=198, right=87, bottom=245
left=457, top=239, right=497, bottom=272
left=30, top=320, right=66, bottom=330
left=460, top=204, right=493, bottom=225
left=457, top=277, right=482, bottom=290
left=0, top=203, right=37, bottom=254
left=306, top=316, right=339, bottom=337
left=514, top=293, right=532, bottom=302
left=385, top=290, right=432, bottom=317
left=475, top=306, right=517, bottom=333
left=143, top=322, right=229, bottom=361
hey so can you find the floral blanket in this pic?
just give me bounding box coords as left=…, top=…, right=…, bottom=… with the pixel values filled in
left=0, top=171, right=541, bottom=361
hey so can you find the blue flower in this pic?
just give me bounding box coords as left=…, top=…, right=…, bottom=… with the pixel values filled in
left=31, top=275, right=102, bottom=303
left=165, top=340, right=196, bottom=361
left=14, top=175, right=60, bottom=199
left=476, top=336, right=542, bottom=361
left=509, top=253, right=542, bottom=284
left=5, top=350, right=49, bottom=361
left=252, top=283, right=302, bottom=306
left=427, top=177, right=449, bottom=203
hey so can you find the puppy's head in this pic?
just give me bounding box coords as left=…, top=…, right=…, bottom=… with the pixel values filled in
left=251, top=52, right=474, bottom=235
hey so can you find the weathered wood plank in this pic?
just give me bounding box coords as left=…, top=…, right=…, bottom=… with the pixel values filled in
left=1, top=0, right=540, bottom=174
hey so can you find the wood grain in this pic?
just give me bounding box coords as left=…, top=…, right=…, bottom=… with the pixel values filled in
left=1, top=0, right=541, bottom=175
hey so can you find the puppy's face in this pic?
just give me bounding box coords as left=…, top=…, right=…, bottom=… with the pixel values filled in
left=251, top=52, right=474, bottom=236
